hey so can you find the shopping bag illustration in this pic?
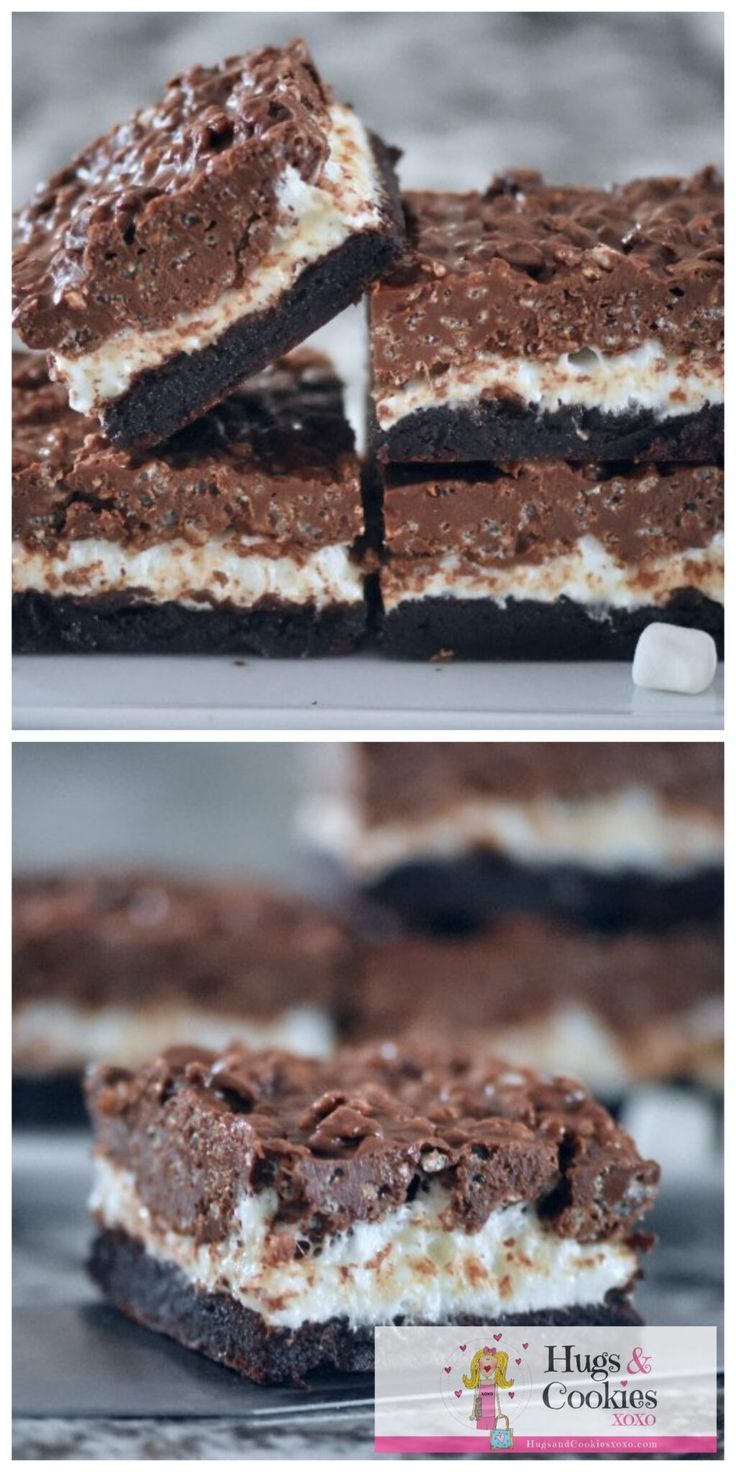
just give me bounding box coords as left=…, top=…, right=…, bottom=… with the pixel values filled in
left=490, top=1413, right=514, bottom=1449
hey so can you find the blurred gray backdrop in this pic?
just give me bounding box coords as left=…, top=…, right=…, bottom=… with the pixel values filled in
left=13, top=11, right=723, bottom=202
left=13, top=743, right=311, bottom=889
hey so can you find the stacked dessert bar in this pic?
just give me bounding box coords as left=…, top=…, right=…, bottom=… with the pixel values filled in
left=12, top=351, right=369, bottom=655
left=13, top=48, right=724, bottom=664
left=368, top=170, right=724, bottom=658
left=86, top=1041, right=659, bottom=1382
left=15, top=867, right=664, bottom=1360
left=305, top=741, right=724, bottom=931
left=302, top=741, right=723, bottom=1095
left=350, top=918, right=723, bottom=1096
left=12, top=39, right=404, bottom=655
left=13, top=851, right=723, bottom=1110
left=12, top=869, right=354, bottom=1120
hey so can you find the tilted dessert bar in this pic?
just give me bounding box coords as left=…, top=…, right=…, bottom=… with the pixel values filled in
left=369, top=169, right=723, bottom=464
left=13, top=870, right=351, bottom=1087
left=352, top=917, right=723, bottom=1094
left=87, top=1042, right=659, bottom=1384
left=377, top=459, right=723, bottom=659
left=13, top=39, right=404, bottom=449
left=301, top=742, right=724, bottom=931
left=12, top=351, right=367, bottom=656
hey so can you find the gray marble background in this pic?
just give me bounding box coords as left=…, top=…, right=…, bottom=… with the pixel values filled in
left=12, top=11, right=724, bottom=204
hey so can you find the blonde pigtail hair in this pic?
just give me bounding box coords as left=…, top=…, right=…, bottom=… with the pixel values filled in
left=462, top=1349, right=483, bottom=1389
left=494, top=1350, right=514, bottom=1389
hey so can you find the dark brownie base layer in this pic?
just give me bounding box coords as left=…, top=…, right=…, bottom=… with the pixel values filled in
left=13, top=1073, right=87, bottom=1128
left=89, top=1229, right=641, bottom=1387
left=102, top=140, right=403, bottom=451
left=379, top=590, right=724, bottom=661
left=370, top=398, right=723, bottom=464
left=12, top=593, right=366, bottom=657
left=365, top=856, right=723, bottom=935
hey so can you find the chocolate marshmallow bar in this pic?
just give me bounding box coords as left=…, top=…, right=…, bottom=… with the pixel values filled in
left=87, top=1041, right=658, bottom=1383
left=13, top=39, right=404, bottom=449
left=13, top=351, right=367, bottom=656
left=302, top=742, right=724, bottom=932
left=377, top=459, right=723, bottom=659
left=13, top=870, right=351, bottom=1101
left=369, top=170, right=723, bottom=464
left=352, top=918, right=723, bottom=1094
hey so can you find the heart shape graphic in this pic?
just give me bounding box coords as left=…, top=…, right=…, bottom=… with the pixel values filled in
left=522, top=1342, right=528, bottom=1350
left=508, top=1391, right=515, bottom=1400
left=620, top=1379, right=628, bottom=1388
left=444, top=1366, right=451, bottom=1374
left=459, top=1344, right=467, bottom=1352
left=493, top=1333, right=502, bottom=1342
left=515, top=1358, right=522, bottom=1365
left=482, top=1363, right=493, bottom=1374
left=454, top=1389, right=462, bottom=1398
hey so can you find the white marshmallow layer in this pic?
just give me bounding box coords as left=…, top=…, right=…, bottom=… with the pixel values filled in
left=375, top=340, right=723, bottom=429
left=90, top=1161, right=639, bottom=1329
left=304, top=787, right=723, bottom=880
left=475, top=1000, right=723, bottom=1093
left=12, top=537, right=364, bottom=610
left=381, top=534, right=723, bottom=612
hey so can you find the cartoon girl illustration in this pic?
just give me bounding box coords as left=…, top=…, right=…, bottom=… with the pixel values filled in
left=463, top=1346, right=514, bottom=1433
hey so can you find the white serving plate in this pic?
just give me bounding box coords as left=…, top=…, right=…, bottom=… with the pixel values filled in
left=13, top=654, right=724, bottom=731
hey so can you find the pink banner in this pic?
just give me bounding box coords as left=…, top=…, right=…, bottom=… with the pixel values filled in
left=375, top=1435, right=717, bottom=1454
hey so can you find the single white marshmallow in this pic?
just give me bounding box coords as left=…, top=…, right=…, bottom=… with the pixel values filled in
left=632, top=623, right=718, bottom=694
